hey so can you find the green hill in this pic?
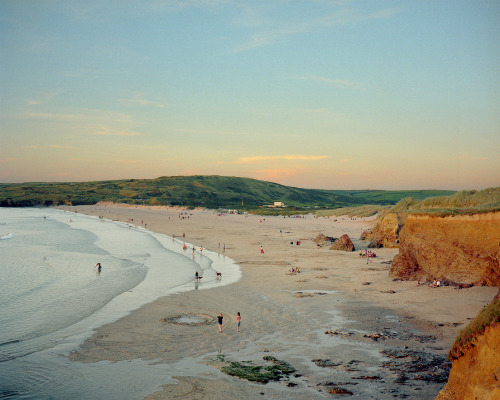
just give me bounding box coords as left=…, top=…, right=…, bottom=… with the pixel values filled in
left=0, top=175, right=455, bottom=210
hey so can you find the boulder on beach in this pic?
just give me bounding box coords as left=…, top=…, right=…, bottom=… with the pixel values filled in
left=313, top=234, right=336, bottom=246
left=330, top=234, right=355, bottom=252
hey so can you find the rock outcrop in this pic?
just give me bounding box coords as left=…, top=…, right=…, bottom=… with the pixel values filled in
left=330, top=234, right=355, bottom=252
left=313, top=234, right=335, bottom=246
left=390, top=212, right=500, bottom=286
left=436, top=293, right=500, bottom=400
left=361, top=213, right=407, bottom=248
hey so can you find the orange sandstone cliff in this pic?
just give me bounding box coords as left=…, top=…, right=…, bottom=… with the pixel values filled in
left=436, top=293, right=500, bottom=400
left=361, top=213, right=407, bottom=248
left=389, top=212, right=500, bottom=285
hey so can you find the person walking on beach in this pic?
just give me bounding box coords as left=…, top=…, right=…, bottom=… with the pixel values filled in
left=94, top=263, right=102, bottom=272
left=236, top=312, right=241, bottom=333
left=218, top=313, right=223, bottom=333
left=260, top=246, right=264, bottom=254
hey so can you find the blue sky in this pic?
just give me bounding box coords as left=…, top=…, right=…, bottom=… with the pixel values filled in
left=1, top=0, right=499, bottom=190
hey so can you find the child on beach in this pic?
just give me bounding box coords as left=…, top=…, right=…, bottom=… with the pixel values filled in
left=236, top=312, right=241, bottom=332
left=218, top=313, right=223, bottom=333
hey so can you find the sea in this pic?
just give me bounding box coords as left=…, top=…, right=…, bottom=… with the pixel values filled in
left=0, top=207, right=241, bottom=399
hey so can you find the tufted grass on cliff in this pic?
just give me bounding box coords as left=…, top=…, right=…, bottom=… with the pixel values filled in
left=448, top=296, right=500, bottom=361
left=314, top=204, right=388, bottom=218
left=388, top=187, right=500, bottom=216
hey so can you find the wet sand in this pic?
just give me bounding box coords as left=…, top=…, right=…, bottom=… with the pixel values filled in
left=65, top=204, right=497, bottom=399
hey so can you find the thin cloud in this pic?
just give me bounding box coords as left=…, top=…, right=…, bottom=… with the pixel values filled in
left=234, top=6, right=400, bottom=52
left=252, top=168, right=301, bottom=182
left=87, top=127, right=143, bottom=137
left=119, top=98, right=168, bottom=108
left=295, top=74, right=365, bottom=90
left=114, top=159, right=144, bottom=165
left=23, top=144, right=73, bottom=150
left=47, top=144, right=73, bottom=149
left=230, top=155, right=327, bottom=164
left=172, top=127, right=249, bottom=136
left=25, top=110, right=132, bottom=124
left=27, top=89, right=62, bottom=106
left=25, top=112, right=89, bottom=121
left=448, top=155, right=488, bottom=161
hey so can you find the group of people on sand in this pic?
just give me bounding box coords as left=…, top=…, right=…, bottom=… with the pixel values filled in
left=416, top=279, right=441, bottom=288
left=217, top=312, right=241, bottom=333
left=359, top=250, right=376, bottom=258
left=289, top=267, right=300, bottom=274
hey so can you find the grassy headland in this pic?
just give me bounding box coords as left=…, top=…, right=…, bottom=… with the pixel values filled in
left=385, top=187, right=500, bottom=217
left=0, top=175, right=455, bottom=211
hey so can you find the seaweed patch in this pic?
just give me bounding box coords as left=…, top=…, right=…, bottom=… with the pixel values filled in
left=221, top=356, right=296, bottom=384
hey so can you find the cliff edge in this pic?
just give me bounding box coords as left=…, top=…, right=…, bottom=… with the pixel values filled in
left=389, top=212, right=500, bottom=286
left=360, top=212, right=406, bottom=248
left=436, top=293, right=500, bottom=400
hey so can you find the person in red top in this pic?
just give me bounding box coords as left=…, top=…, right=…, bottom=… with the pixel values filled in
left=236, top=312, right=241, bottom=332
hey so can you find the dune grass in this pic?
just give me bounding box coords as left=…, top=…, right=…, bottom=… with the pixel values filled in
left=314, top=204, right=389, bottom=218
left=387, top=187, right=500, bottom=216
left=448, top=296, right=499, bottom=361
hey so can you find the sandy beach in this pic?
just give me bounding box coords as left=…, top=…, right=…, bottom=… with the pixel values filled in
left=64, top=204, right=497, bottom=399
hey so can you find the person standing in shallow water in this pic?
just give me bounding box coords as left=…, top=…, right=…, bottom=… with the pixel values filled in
left=218, top=313, right=223, bottom=333
left=236, top=312, right=241, bottom=333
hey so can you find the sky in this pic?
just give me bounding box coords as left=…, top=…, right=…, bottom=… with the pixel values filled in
left=1, top=0, right=499, bottom=190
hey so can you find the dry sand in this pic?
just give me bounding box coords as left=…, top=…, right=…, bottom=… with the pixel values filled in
left=64, top=204, right=497, bottom=399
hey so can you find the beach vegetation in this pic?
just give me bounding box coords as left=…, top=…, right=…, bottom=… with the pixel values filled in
left=220, top=356, right=296, bottom=383
left=387, top=187, right=500, bottom=216
left=119, top=189, right=139, bottom=198
left=314, top=204, right=388, bottom=218
left=448, top=296, right=499, bottom=361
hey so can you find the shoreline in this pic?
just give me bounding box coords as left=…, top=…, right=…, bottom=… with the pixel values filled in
left=64, top=204, right=497, bottom=399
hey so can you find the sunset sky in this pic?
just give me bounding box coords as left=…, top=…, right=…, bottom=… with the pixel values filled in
left=1, top=0, right=499, bottom=190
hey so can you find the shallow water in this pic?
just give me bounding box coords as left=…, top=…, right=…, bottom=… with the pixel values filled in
left=0, top=208, right=241, bottom=399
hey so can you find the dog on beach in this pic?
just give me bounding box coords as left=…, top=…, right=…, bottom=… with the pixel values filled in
left=216, top=272, right=222, bottom=280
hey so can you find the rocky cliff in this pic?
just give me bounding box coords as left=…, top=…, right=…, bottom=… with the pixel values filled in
left=436, top=293, right=500, bottom=400
left=361, top=213, right=406, bottom=248
left=390, top=212, right=500, bottom=285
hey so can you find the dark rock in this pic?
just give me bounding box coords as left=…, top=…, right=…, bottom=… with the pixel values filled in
left=313, top=234, right=336, bottom=246
left=330, top=234, right=355, bottom=252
